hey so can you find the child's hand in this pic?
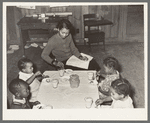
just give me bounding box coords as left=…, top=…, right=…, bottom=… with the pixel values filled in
left=95, top=99, right=103, bottom=106
left=42, top=75, right=49, bottom=78
left=36, top=75, right=43, bottom=82
left=96, top=70, right=101, bottom=76
left=34, top=71, right=42, bottom=76
left=33, top=101, right=41, bottom=106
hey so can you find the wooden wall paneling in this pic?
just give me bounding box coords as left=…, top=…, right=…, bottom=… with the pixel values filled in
left=7, top=6, right=17, bottom=44
left=118, top=6, right=123, bottom=40
left=110, top=5, right=119, bottom=38
left=81, top=6, right=89, bottom=41
left=89, top=5, right=97, bottom=14
left=97, top=5, right=102, bottom=18
left=62, top=7, right=66, bottom=12
left=36, top=6, right=42, bottom=13
left=14, top=7, right=23, bottom=45
left=20, top=8, right=26, bottom=16
left=72, top=6, right=82, bottom=41
left=103, top=5, right=112, bottom=38
left=67, top=6, right=73, bottom=23
left=97, top=6, right=105, bottom=32
left=122, top=5, right=128, bottom=40
left=66, top=6, right=81, bottom=41
left=118, top=5, right=128, bottom=40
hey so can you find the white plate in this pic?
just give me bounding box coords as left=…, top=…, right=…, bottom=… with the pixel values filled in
left=33, top=104, right=53, bottom=109
left=42, top=78, right=52, bottom=83
left=65, top=69, right=73, bottom=74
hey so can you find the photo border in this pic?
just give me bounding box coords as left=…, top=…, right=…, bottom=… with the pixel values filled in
left=1, top=0, right=149, bottom=122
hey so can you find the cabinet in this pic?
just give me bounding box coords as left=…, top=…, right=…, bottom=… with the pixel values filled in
left=17, top=16, right=67, bottom=56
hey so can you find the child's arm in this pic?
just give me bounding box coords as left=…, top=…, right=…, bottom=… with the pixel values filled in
left=96, top=71, right=106, bottom=83
left=36, top=74, right=49, bottom=82
left=26, top=71, right=41, bottom=84
left=95, top=96, right=112, bottom=106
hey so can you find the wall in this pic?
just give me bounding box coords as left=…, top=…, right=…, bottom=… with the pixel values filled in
left=7, top=5, right=144, bottom=46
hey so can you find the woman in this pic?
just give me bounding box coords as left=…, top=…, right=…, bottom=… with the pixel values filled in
left=41, top=19, right=100, bottom=71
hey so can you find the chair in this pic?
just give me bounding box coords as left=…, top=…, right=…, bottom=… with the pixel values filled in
left=83, top=14, right=105, bottom=51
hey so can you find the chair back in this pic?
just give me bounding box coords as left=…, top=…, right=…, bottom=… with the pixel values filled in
left=83, top=14, right=97, bottom=21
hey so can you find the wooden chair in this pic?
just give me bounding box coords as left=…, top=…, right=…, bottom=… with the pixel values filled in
left=83, top=14, right=105, bottom=51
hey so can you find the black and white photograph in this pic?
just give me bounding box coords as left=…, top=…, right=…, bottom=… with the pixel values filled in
left=3, top=2, right=147, bottom=120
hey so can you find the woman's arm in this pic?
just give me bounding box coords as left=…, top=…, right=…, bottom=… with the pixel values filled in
left=41, top=37, right=64, bottom=68
left=69, top=35, right=81, bottom=58
left=41, top=39, right=54, bottom=65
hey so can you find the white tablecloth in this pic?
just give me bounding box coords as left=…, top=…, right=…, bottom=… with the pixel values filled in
left=37, top=70, right=99, bottom=109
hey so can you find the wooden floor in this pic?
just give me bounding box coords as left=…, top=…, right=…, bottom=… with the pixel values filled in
left=7, top=42, right=145, bottom=108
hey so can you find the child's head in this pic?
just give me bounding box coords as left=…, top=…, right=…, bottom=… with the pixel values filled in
left=110, top=78, right=130, bottom=100
left=18, top=58, right=33, bottom=74
left=9, top=79, right=30, bottom=99
left=103, top=57, right=119, bottom=74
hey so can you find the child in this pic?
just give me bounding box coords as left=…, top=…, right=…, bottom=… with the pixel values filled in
left=96, top=57, right=120, bottom=99
left=9, top=78, right=32, bottom=109
left=17, top=58, right=42, bottom=104
left=95, top=78, right=134, bottom=108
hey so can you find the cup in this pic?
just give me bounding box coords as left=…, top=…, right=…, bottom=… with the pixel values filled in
left=59, top=69, right=65, bottom=77
left=52, top=79, right=59, bottom=88
left=84, top=97, right=93, bottom=108
left=88, top=72, right=94, bottom=80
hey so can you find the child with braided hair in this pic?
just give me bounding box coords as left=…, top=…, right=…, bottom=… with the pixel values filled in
left=96, top=57, right=121, bottom=99
left=95, top=78, right=134, bottom=108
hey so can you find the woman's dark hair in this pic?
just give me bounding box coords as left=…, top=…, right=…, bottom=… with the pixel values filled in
left=56, top=19, right=75, bottom=35
left=56, top=19, right=72, bottom=30
left=18, top=58, right=33, bottom=71
left=111, top=78, right=131, bottom=97
left=103, top=56, right=121, bottom=72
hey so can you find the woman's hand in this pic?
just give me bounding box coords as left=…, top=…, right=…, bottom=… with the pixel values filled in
left=56, top=61, right=64, bottom=69
left=52, top=60, right=64, bottom=69
left=79, top=55, right=88, bottom=61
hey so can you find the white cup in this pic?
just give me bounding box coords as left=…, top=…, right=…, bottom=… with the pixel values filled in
left=88, top=72, right=94, bottom=80
left=84, top=97, right=93, bottom=108
left=52, top=79, right=59, bottom=88
left=59, top=69, right=65, bottom=77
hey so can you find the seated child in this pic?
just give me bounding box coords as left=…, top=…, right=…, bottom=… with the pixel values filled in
left=95, top=78, right=134, bottom=108
left=96, top=57, right=120, bottom=99
left=17, top=58, right=43, bottom=103
left=9, top=78, right=39, bottom=109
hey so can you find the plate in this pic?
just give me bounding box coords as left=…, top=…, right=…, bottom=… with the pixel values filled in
left=42, top=78, right=52, bottom=83
left=33, top=104, right=53, bottom=109
left=65, top=69, right=73, bottom=74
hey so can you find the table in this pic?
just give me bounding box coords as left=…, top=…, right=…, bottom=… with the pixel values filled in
left=37, top=70, right=99, bottom=109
